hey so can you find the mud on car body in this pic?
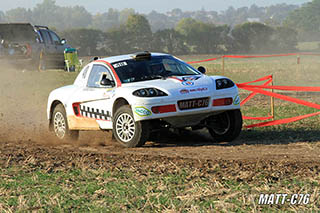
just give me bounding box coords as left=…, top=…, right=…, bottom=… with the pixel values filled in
left=47, top=52, right=242, bottom=147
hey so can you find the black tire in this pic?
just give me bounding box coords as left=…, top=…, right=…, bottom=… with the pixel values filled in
left=207, top=109, right=242, bottom=142
left=52, top=104, right=79, bottom=141
left=112, top=105, right=149, bottom=147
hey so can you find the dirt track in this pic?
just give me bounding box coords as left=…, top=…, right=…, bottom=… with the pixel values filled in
left=1, top=64, right=320, bottom=170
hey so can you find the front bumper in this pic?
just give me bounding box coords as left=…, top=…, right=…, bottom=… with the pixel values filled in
left=131, top=93, right=240, bottom=127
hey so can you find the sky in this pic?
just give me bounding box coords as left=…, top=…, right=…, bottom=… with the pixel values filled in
left=1, top=0, right=312, bottom=13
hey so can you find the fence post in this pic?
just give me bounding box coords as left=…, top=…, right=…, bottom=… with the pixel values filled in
left=297, top=54, right=300, bottom=65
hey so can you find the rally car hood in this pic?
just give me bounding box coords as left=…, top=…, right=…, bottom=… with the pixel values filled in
left=0, top=23, right=37, bottom=43
left=121, top=75, right=215, bottom=96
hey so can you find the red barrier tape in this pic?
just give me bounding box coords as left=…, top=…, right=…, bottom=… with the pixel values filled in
left=240, top=75, right=272, bottom=85
left=187, top=52, right=320, bottom=64
left=245, top=111, right=320, bottom=128
left=187, top=57, right=221, bottom=64
left=239, top=84, right=320, bottom=128
left=239, top=86, right=320, bottom=110
left=237, top=84, right=320, bottom=92
left=186, top=52, right=320, bottom=128
left=240, top=79, right=273, bottom=106
left=243, top=116, right=274, bottom=121
left=224, top=53, right=297, bottom=59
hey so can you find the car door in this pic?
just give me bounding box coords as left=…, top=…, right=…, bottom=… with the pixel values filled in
left=38, top=29, right=56, bottom=66
left=38, top=29, right=54, bottom=55
left=48, top=30, right=66, bottom=64
left=77, top=64, right=116, bottom=129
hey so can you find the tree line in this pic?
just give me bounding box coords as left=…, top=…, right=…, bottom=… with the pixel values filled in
left=1, top=0, right=320, bottom=55
left=0, top=0, right=299, bottom=32
left=60, top=15, right=298, bottom=56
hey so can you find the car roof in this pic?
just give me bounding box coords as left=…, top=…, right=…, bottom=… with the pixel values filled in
left=99, top=52, right=171, bottom=64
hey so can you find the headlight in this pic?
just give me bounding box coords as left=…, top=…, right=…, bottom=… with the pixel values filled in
left=133, top=88, right=168, bottom=97
left=215, top=78, right=235, bottom=90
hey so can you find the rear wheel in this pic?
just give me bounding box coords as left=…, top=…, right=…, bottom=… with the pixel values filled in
left=52, top=104, right=79, bottom=141
left=112, top=105, right=149, bottom=147
left=207, top=109, right=242, bottom=142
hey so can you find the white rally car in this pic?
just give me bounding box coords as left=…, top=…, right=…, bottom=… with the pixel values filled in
left=47, top=52, right=242, bottom=147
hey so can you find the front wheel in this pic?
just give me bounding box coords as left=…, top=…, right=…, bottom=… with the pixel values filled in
left=207, top=109, right=242, bottom=142
left=112, top=105, right=149, bottom=147
left=52, top=104, right=79, bottom=141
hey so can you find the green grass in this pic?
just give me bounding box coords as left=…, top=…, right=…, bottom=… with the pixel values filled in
left=297, top=41, right=320, bottom=51
left=1, top=165, right=319, bottom=212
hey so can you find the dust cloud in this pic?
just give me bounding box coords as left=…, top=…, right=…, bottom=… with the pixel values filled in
left=0, top=61, right=108, bottom=146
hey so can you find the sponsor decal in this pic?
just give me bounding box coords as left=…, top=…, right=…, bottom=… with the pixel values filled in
left=180, top=87, right=208, bottom=94
left=134, top=107, right=152, bottom=117
left=182, top=81, right=194, bottom=86
left=180, top=89, right=189, bottom=94
left=233, top=94, right=240, bottom=105
left=189, top=87, right=208, bottom=92
left=113, top=61, right=127, bottom=68
left=103, top=89, right=115, bottom=99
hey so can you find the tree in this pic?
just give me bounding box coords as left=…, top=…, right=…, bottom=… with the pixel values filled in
left=284, top=0, right=320, bottom=41
left=91, top=9, right=120, bottom=31
left=119, top=8, right=135, bottom=24
left=5, top=8, right=33, bottom=22
left=231, top=22, right=274, bottom=53
left=32, top=0, right=60, bottom=27
left=104, top=26, right=131, bottom=55
left=147, top=10, right=175, bottom=32
left=176, top=18, right=230, bottom=54
left=32, top=0, right=92, bottom=31
left=60, top=28, right=105, bottom=56
left=125, top=14, right=152, bottom=51
left=151, top=29, right=188, bottom=55
left=59, top=6, right=92, bottom=30
left=272, top=27, right=298, bottom=52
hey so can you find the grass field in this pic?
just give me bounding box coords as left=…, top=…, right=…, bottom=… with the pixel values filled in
left=1, top=160, right=320, bottom=212
left=1, top=54, right=320, bottom=212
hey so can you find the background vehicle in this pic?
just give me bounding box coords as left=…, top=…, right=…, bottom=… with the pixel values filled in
left=0, top=23, right=70, bottom=70
left=47, top=52, right=242, bottom=147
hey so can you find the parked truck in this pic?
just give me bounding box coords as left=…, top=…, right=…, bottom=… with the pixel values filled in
left=0, top=23, right=70, bottom=70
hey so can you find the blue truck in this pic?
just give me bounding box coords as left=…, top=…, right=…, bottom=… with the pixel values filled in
left=0, top=23, right=70, bottom=70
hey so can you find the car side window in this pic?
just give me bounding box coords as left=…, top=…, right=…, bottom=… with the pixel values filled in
left=49, top=31, right=61, bottom=45
left=87, top=65, right=114, bottom=88
left=35, top=31, right=43, bottom=43
left=39, top=30, right=52, bottom=44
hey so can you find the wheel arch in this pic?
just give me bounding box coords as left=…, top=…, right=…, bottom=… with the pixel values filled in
left=112, top=98, right=130, bottom=117
left=49, top=100, right=64, bottom=131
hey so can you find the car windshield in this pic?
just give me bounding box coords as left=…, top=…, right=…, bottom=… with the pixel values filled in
left=111, top=56, right=200, bottom=83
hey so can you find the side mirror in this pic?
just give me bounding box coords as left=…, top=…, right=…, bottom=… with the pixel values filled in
left=100, top=78, right=115, bottom=87
left=197, top=66, right=206, bottom=74
left=61, top=39, right=66, bottom=45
